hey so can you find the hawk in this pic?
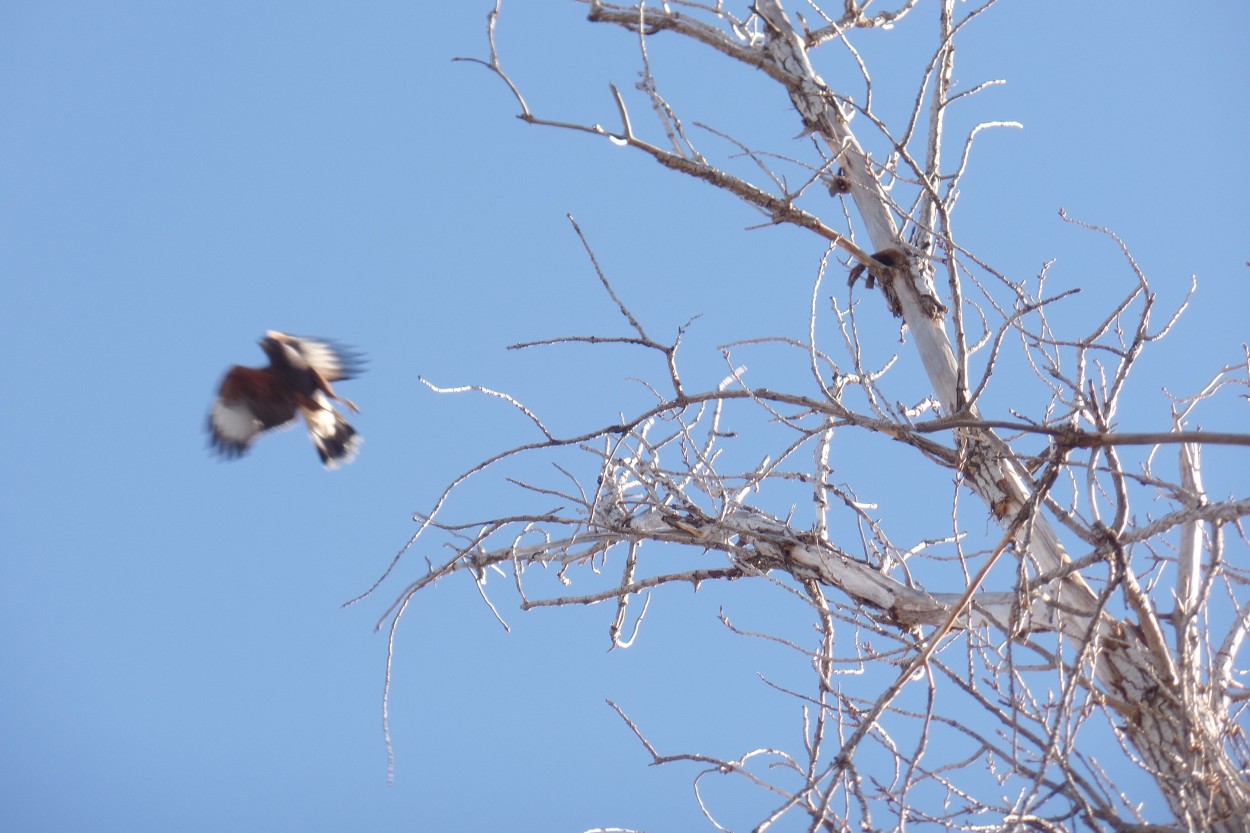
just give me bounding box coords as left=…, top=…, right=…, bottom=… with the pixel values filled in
left=207, top=330, right=365, bottom=468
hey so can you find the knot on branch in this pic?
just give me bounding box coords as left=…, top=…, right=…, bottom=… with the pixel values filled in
left=848, top=248, right=948, bottom=320
left=848, top=248, right=907, bottom=318
left=826, top=166, right=851, bottom=196
left=593, top=459, right=637, bottom=529
left=662, top=507, right=717, bottom=541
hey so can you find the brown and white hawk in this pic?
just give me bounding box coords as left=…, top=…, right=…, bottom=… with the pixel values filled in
left=207, top=330, right=364, bottom=468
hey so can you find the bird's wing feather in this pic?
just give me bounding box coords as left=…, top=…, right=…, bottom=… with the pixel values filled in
left=269, top=331, right=364, bottom=382
left=207, top=366, right=300, bottom=457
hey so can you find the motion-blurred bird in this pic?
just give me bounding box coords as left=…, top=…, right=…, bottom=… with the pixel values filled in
left=207, top=330, right=364, bottom=468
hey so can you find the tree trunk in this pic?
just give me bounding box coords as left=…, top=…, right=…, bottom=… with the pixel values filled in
left=753, top=0, right=1250, bottom=825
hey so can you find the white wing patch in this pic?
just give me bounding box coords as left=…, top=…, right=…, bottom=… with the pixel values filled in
left=210, top=398, right=263, bottom=445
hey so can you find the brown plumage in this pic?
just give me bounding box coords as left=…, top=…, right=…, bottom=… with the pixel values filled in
left=207, top=330, right=364, bottom=468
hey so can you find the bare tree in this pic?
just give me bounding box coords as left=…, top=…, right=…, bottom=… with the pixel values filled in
left=354, top=2, right=1250, bottom=830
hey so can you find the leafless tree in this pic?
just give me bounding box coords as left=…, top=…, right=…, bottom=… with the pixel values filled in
left=353, top=2, right=1250, bottom=830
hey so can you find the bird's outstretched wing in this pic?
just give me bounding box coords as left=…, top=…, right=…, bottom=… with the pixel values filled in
left=267, top=330, right=365, bottom=383
left=207, top=366, right=300, bottom=458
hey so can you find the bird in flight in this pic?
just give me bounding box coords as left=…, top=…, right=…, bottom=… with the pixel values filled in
left=207, top=330, right=364, bottom=468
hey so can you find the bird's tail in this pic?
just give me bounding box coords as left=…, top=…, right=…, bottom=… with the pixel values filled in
left=300, top=396, right=361, bottom=469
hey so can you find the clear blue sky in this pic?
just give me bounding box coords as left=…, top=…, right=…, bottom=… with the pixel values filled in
left=2, top=2, right=1247, bottom=830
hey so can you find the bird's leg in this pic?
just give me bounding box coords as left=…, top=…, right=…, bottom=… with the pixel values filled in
left=316, top=376, right=361, bottom=413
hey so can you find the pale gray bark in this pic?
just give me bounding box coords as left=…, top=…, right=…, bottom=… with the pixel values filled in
left=746, top=2, right=1249, bottom=827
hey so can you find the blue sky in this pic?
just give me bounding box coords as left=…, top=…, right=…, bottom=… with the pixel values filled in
left=2, top=2, right=1247, bottom=831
